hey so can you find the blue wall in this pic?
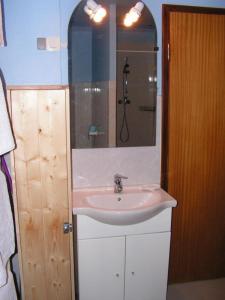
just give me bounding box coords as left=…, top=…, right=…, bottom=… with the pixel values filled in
left=0, top=0, right=61, bottom=85
left=0, top=0, right=225, bottom=93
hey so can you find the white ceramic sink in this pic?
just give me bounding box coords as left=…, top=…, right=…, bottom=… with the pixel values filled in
left=73, top=185, right=177, bottom=225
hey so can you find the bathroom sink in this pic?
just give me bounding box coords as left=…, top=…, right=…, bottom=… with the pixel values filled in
left=86, top=192, right=155, bottom=210
left=73, top=185, right=177, bottom=225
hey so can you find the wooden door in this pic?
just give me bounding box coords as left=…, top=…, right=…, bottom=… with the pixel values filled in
left=125, top=233, right=170, bottom=300
left=78, top=237, right=125, bottom=300
left=162, top=6, right=225, bottom=283
left=9, top=88, right=74, bottom=299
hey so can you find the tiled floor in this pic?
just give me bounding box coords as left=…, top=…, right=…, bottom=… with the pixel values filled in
left=167, top=278, right=225, bottom=300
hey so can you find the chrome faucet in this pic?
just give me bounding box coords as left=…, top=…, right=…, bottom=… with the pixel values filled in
left=114, top=174, right=128, bottom=193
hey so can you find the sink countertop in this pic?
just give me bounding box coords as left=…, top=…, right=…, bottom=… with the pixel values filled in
left=72, top=185, right=177, bottom=225
left=74, top=184, right=155, bottom=206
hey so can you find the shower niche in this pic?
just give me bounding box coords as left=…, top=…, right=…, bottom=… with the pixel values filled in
left=68, top=0, right=157, bottom=148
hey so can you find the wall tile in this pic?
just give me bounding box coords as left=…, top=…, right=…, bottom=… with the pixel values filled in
left=72, top=96, right=161, bottom=188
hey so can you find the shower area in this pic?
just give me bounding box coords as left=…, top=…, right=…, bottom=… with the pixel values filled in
left=69, top=0, right=157, bottom=149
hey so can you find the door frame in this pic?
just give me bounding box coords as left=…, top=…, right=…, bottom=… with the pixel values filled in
left=161, top=4, right=225, bottom=189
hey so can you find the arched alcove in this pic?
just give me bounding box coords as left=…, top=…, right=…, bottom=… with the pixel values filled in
left=68, top=0, right=158, bottom=149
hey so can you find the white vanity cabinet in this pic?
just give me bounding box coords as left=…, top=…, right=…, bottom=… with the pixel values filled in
left=78, top=237, right=125, bottom=300
left=124, top=233, right=170, bottom=300
left=76, top=209, right=172, bottom=300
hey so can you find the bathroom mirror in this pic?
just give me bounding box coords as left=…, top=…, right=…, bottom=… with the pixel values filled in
left=69, top=0, right=157, bottom=148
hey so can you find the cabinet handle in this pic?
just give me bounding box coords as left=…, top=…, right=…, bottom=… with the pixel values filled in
left=131, top=272, right=135, bottom=276
left=115, top=273, right=120, bottom=277
left=63, top=222, right=73, bottom=234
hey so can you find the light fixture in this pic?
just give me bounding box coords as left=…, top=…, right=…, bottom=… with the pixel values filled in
left=84, top=0, right=107, bottom=23
left=124, top=2, right=144, bottom=27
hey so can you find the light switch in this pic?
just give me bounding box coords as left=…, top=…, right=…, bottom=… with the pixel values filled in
left=37, top=37, right=61, bottom=51
left=37, top=38, right=46, bottom=50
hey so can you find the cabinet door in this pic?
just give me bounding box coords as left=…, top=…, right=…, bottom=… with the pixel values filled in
left=10, top=89, right=73, bottom=300
left=125, top=232, right=170, bottom=300
left=78, top=237, right=125, bottom=300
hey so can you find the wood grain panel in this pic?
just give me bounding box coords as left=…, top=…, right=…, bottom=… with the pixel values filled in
left=162, top=7, right=225, bottom=283
left=65, top=88, right=76, bottom=300
left=7, top=85, right=69, bottom=90
left=10, top=89, right=73, bottom=299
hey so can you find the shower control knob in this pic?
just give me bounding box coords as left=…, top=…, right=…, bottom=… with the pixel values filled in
left=118, top=99, right=123, bottom=104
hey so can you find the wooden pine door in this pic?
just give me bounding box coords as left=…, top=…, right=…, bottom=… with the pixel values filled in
left=9, top=88, right=74, bottom=299
left=162, top=6, right=225, bottom=283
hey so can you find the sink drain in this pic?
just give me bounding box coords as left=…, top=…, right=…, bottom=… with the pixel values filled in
left=117, top=197, right=122, bottom=202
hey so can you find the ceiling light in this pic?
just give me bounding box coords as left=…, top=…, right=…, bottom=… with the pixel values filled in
left=84, top=0, right=107, bottom=23
left=124, top=2, right=144, bottom=27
